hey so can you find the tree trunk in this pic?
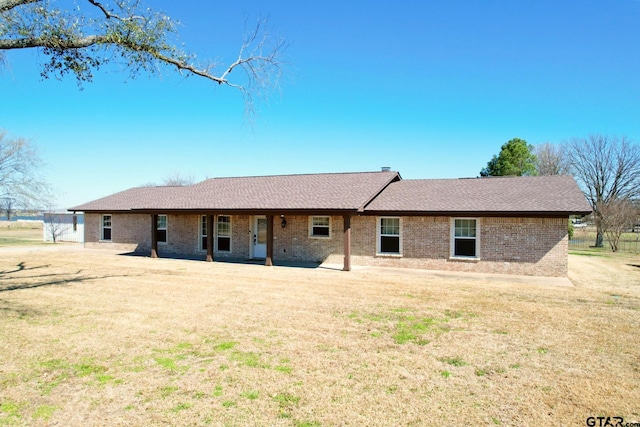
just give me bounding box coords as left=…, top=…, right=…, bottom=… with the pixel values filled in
left=595, top=229, right=604, bottom=248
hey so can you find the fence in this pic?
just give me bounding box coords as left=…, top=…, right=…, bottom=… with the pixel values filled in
left=569, top=227, right=640, bottom=253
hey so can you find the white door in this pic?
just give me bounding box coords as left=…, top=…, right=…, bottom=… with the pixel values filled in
left=253, top=216, right=267, bottom=259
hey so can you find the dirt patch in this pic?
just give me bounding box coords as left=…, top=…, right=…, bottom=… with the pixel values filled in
left=0, top=247, right=638, bottom=426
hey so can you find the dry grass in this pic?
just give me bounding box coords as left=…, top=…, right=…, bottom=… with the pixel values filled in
left=0, top=245, right=638, bottom=426
left=0, top=221, right=44, bottom=247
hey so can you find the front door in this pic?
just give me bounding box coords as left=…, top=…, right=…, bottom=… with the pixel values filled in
left=253, top=216, right=267, bottom=259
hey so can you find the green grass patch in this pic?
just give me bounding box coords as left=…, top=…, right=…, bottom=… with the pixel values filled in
left=33, top=405, right=57, bottom=420
left=0, top=401, right=21, bottom=418
left=274, top=364, right=292, bottom=374
left=273, top=392, right=300, bottom=407
left=392, top=329, right=417, bottom=344
left=350, top=309, right=451, bottom=345
left=440, top=371, right=451, bottom=378
left=74, top=362, right=106, bottom=377
left=39, top=374, right=69, bottom=395
left=174, top=342, right=193, bottom=351
left=230, top=350, right=269, bottom=368
left=213, top=385, right=223, bottom=397
left=159, top=386, right=178, bottom=398
left=170, top=402, right=192, bottom=412
left=215, top=341, right=237, bottom=351
left=96, top=374, right=115, bottom=384
left=442, top=356, right=467, bottom=367
left=241, top=390, right=259, bottom=400
left=222, top=400, right=236, bottom=408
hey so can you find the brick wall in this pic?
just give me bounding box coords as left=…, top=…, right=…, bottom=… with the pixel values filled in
left=274, top=215, right=344, bottom=262
left=346, top=216, right=568, bottom=277
left=84, top=213, right=569, bottom=276
left=85, top=213, right=149, bottom=252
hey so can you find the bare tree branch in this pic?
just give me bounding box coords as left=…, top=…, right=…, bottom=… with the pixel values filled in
left=535, top=142, right=571, bottom=176
left=569, top=134, right=640, bottom=247
left=0, top=0, right=39, bottom=14
left=0, top=0, right=286, bottom=113
left=0, top=130, right=50, bottom=210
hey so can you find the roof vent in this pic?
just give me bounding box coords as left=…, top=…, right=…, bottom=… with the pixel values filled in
left=381, top=167, right=391, bottom=171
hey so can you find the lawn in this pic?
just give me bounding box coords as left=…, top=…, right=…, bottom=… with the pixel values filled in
left=0, top=246, right=638, bottom=426
left=0, top=221, right=44, bottom=247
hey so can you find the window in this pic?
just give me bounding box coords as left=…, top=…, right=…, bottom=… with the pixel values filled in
left=217, top=215, right=231, bottom=252
left=101, top=214, right=112, bottom=241
left=200, top=215, right=208, bottom=250
left=157, top=214, right=167, bottom=243
left=452, top=218, right=478, bottom=257
left=378, top=217, right=401, bottom=254
left=310, top=216, right=331, bottom=237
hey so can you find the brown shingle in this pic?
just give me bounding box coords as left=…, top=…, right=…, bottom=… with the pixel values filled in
left=363, top=175, right=592, bottom=215
left=70, top=172, right=591, bottom=216
left=70, top=171, right=400, bottom=212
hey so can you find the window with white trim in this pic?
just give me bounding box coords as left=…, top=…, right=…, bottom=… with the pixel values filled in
left=378, top=217, right=401, bottom=254
left=217, top=215, right=231, bottom=252
left=452, top=218, right=478, bottom=257
left=157, top=214, right=167, bottom=243
left=200, top=215, right=208, bottom=250
left=310, top=216, right=331, bottom=237
left=101, top=214, right=112, bottom=241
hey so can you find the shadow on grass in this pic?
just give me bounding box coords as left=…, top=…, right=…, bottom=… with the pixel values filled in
left=0, top=261, right=137, bottom=292
left=0, top=261, right=51, bottom=275
left=629, top=264, right=640, bottom=269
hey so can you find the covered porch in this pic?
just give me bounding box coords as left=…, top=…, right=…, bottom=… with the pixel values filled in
left=145, top=211, right=356, bottom=271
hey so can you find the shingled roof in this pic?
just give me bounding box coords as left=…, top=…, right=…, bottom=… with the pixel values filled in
left=70, top=172, right=590, bottom=216
left=70, top=171, right=401, bottom=213
left=363, top=175, right=592, bottom=215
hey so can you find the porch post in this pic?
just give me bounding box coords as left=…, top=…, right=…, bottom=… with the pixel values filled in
left=265, top=214, right=274, bottom=266
left=151, top=213, right=158, bottom=258
left=343, top=214, right=352, bottom=271
left=206, top=214, right=214, bottom=262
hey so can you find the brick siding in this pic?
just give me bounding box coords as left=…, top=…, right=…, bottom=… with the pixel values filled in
left=84, top=213, right=569, bottom=277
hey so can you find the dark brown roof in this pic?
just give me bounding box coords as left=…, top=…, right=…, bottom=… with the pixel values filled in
left=70, top=172, right=591, bottom=216
left=70, top=171, right=400, bottom=212
left=363, top=175, right=592, bottom=215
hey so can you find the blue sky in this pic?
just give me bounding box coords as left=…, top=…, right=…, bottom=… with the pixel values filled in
left=1, top=0, right=639, bottom=209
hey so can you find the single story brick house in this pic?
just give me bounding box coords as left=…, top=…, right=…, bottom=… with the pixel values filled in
left=69, top=170, right=591, bottom=277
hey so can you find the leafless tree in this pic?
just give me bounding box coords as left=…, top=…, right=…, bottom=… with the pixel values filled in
left=0, top=0, right=286, bottom=116
left=535, top=142, right=571, bottom=175
left=141, top=171, right=195, bottom=187
left=43, top=210, right=64, bottom=243
left=568, top=134, right=640, bottom=247
left=162, top=171, right=195, bottom=186
left=1, top=196, right=14, bottom=220
left=0, top=130, right=49, bottom=211
left=599, top=197, right=638, bottom=252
